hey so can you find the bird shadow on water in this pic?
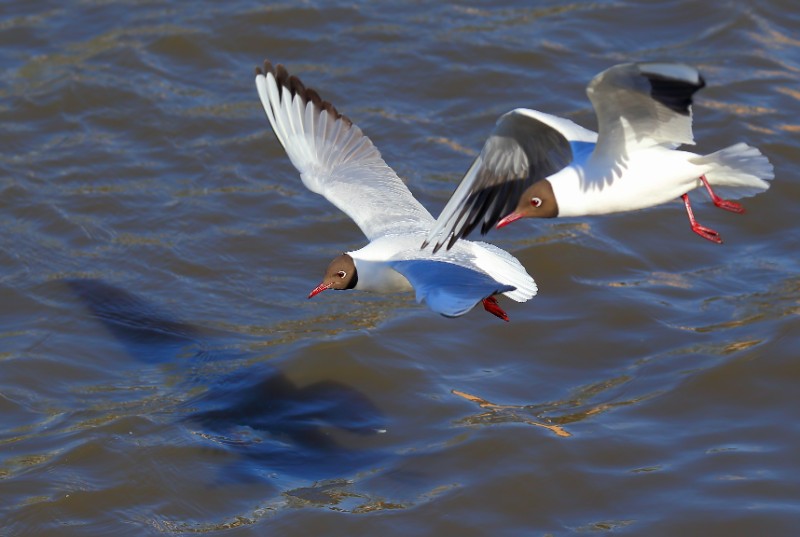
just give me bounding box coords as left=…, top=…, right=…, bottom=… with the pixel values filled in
left=63, top=279, right=388, bottom=486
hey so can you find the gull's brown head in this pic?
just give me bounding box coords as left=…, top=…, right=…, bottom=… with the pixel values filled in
left=308, top=253, right=358, bottom=298
left=496, top=179, right=559, bottom=228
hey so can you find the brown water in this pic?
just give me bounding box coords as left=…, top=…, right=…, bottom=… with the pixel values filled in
left=1, top=1, right=799, bottom=535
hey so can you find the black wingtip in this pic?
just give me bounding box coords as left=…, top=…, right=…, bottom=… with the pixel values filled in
left=643, top=66, right=706, bottom=116
left=289, top=75, right=306, bottom=96
left=256, top=58, right=354, bottom=127
left=275, top=64, right=289, bottom=87
left=446, top=233, right=460, bottom=251
left=306, top=87, right=323, bottom=107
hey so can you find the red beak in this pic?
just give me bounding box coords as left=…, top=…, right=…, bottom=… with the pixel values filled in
left=496, top=211, right=524, bottom=229
left=308, top=282, right=332, bottom=299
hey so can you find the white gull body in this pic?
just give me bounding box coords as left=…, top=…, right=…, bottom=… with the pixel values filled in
left=255, top=60, right=537, bottom=319
left=424, top=62, right=774, bottom=251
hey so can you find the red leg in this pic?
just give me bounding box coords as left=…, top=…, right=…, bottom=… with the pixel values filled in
left=482, top=295, right=509, bottom=322
left=699, top=175, right=745, bottom=214
left=682, top=193, right=723, bottom=244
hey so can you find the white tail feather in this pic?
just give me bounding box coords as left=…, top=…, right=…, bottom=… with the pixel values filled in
left=691, top=143, right=774, bottom=200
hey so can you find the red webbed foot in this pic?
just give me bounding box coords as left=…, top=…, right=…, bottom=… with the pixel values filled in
left=482, top=296, right=509, bottom=322
left=682, top=192, right=724, bottom=244
left=690, top=222, right=723, bottom=244
left=700, top=175, right=745, bottom=214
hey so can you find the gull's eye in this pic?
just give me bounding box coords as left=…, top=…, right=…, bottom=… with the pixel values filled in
left=336, top=270, right=347, bottom=278
left=531, top=196, right=543, bottom=208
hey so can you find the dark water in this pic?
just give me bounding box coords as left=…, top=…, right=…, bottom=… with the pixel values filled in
left=1, top=1, right=799, bottom=535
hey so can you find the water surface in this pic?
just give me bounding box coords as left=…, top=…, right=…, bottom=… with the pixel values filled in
left=1, top=1, right=799, bottom=535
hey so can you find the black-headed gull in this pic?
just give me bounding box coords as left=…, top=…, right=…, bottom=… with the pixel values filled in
left=254, top=60, right=537, bottom=320
left=423, top=62, right=774, bottom=252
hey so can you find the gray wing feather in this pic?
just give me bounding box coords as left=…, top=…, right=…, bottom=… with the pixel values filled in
left=423, top=109, right=575, bottom=252
left=588, top=62, right=705, bottom=155
left=255, top=61, right=434, bottom=241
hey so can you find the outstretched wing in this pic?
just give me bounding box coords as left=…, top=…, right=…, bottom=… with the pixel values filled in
left=389, top=259, right=514, bottom=318
left=255, top=60, right=434, bottom=241
left=423, top=108, right=596, bottom=252
left=587, top=62, right=705, bottom=156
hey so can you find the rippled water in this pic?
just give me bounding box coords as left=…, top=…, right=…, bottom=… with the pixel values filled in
left=1, top=1, right=799, bottom=535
